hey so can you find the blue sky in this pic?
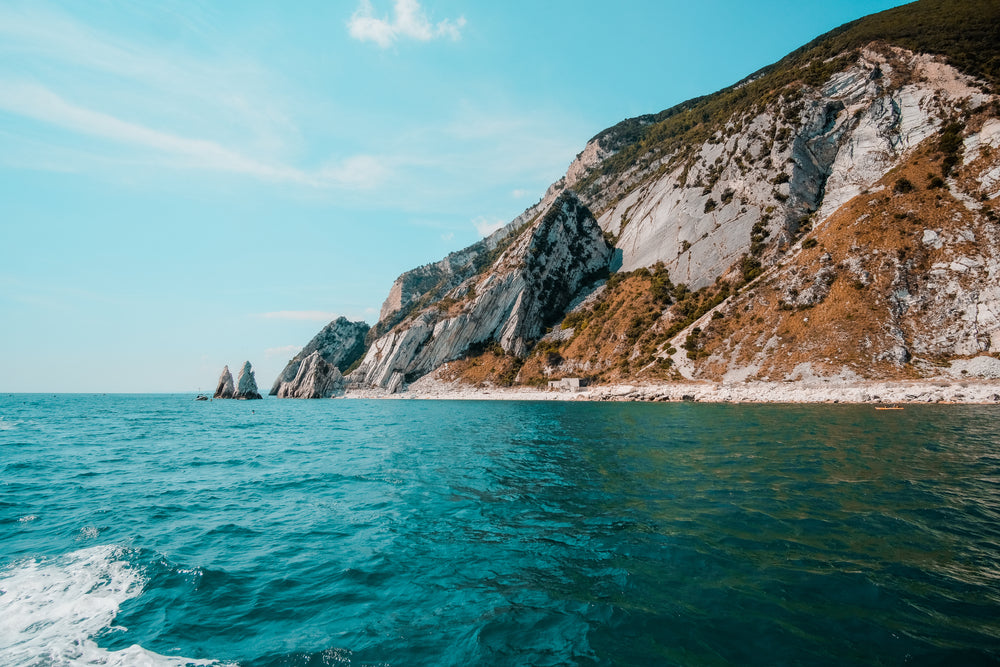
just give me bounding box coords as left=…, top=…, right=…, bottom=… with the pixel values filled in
left=0, top=0, right=909, bottom=392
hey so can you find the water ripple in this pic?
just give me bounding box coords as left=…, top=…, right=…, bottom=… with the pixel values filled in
left=1, top=396, right=999, bottom=665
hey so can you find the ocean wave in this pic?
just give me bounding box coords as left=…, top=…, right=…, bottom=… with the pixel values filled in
left=0, top=545, right=223, bottom=667
left=0, top=416, right=17, bottom=431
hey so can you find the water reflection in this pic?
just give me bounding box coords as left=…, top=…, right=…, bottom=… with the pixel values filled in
left=427, top=401, right=1000, bottom=664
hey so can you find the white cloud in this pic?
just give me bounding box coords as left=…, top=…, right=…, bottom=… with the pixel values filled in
left=511, top=189, right=531, bottom=199
left=258, top=311, right=340, bottom=321
left=473, top=216, right=507, bottom=238
left=0, top=80, right=388, bottom=189
left=348, top=0, right=465, bottom=48
left=265, top=344, right=302, bottom=357
left=441, top=231, right=455, bottom=242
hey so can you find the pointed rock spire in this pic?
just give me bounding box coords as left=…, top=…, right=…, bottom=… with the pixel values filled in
left=214, top=365, right=235, bottom=399
left=234, top=361, right=263, bottom=400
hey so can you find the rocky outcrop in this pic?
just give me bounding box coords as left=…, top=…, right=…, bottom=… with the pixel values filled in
left=350, top=192, right=612, bottom=390
left=373, top=203, right=546, bottom=335
left=214, top=366, right=235, bottom=399
left=234, top=361, right=262, bottom=400
left=270, top=317, right=369, bottom=396
left=276, top=351, right=344, bottom=398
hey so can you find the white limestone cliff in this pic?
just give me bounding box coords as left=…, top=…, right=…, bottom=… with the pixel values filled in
left=276, top=351, right=344, bottom=398
left=350, top=193, right=612, bottom=390
left=270, top=317, right=368, bottom=396
left=588, top=47, right=988, bottom=291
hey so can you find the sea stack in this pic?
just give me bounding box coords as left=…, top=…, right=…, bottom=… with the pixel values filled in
left=234, top=361, right=263, bottom=400
left=214, top=365, right=235, bottom=399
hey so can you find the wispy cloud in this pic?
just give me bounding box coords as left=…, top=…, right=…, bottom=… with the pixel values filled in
left=0, top=80, right=387, bottom=189
left=257, top=311, right=341, bottom=321
left=473, top=216, right=507, bottom=238
left=0, top=6, right=394, bottom=191
left=0, top=5, right=296, bottom=154
left=348, top=0, right=465, bottom=48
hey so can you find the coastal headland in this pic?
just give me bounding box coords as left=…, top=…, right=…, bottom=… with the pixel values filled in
left=265, top=1, right=1000, bottom=405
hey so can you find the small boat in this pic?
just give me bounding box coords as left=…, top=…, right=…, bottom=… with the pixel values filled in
left=875, top=404, right=903, bottom=410
left=195, top=395, right=209, bottom=401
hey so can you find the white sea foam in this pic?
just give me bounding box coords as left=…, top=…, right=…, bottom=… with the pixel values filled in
left=0, top=416, right=16, bottom=430
left=0, top=545, right=219, bottom=666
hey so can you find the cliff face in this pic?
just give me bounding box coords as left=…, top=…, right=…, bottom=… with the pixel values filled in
left=349, top=193, right=611, bottom=390
left=372, top=204, right=545, bottom=339
left=270, top=317, right=368, bottom=396
left=276, top=351, right=344, bottom=398
left=567, top=47, right=989, bottom=292
left=289, top=0, right=1000, bottom=390
left=673, top=117, right=1000, bottom=383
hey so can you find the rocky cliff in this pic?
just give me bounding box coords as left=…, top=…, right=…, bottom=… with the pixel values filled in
left=270, top=317, right=368, bottom=396
left=349, top=192, right=611, bottom=390
left=290, top=0, right=1000, bottom=391
left=276, top=351, right=345, bottom=398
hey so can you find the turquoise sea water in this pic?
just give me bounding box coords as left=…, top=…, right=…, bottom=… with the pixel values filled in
left=1, top=394, right=999, bottom=666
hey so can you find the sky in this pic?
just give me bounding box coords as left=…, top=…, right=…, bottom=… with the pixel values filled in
left=0, top=0, right=911, bottom=392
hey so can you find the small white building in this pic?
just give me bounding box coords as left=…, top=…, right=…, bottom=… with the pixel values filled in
left=547, top=377, right=586, bottom=391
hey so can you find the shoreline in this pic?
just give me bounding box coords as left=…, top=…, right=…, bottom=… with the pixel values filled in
left=341, top=378, right=1000, bottom=404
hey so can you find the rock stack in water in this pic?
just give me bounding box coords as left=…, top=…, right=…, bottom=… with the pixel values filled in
left=214, top=365, right=235, bottom=399
left=234, top=361, right=263, bottom=400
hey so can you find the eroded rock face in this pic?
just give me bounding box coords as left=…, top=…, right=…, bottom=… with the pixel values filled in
left=583, top=47, right=988, bottom=291
left=214, top=366, right=235, bottom=399
left=234, top=361, right=262, bottom=400
left=270, top=317, right=369, bottom=396
left=350, top=193, right=612, bottom=390
left=373, top=203, right=544, bottom=333
left=276, top=351, right=344, bottom=398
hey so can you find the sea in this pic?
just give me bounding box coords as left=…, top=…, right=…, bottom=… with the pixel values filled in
left=1, top=394, right=999, bottom=666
